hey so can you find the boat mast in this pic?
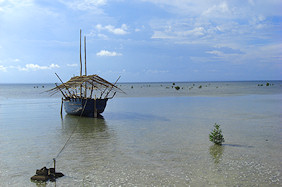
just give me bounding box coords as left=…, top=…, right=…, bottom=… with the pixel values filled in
left=84, top=36, right=87, bottom=76
left=84, top=35, right=87, bottom=98
left=80, top=29, right=82, bottom=97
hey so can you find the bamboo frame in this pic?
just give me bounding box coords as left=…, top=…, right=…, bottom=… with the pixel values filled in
left=47, top=74, right=124, bottom=99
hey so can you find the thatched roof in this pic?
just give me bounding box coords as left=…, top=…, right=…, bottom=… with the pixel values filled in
left=47, top=74, right=124, bottom=95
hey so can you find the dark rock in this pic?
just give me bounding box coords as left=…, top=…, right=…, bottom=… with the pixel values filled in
left=36, top=167, right=48, bottom=176
left=31, top=166, right=64, bottom=182
left=31, top=175, right=49, bottom=182
left=48, top=168, right=55, bottom=175
left=55, top=172, right=64, bottom=178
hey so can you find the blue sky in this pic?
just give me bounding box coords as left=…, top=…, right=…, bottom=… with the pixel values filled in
left=0, top=0, right=281, bottom=83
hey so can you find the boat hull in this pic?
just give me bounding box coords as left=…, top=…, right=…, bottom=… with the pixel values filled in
left=63, top=98, right=108, bottom=117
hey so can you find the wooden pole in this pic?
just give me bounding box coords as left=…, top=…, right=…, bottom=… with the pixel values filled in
left=84, top=36, right=87, bottom=76
left=80, top=29, right=82, bottom=77
left=60, top=98, right=63, bottom=117
left=55, top=73, right=72, bottom=96
left=80, top=29, right=82, bottom=97
left=84, top=36, right=87, bottom=98
left=94, top=95, right=97, bottom=118
left=90, top=84, right=94, bottom=98
left=104, top=76, right=121, bottom=98
left=55, top=83, right=67, bottom=98
left=53, top=158, right=56, bottom=173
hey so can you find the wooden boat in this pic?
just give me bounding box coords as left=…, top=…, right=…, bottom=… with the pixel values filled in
left=63, top=98, right=108, bottom=117
left=48, top=30, right=123, bottom=117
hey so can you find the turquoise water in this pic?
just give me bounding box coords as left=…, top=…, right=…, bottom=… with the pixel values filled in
left=0, top=81, right=281, bottom=186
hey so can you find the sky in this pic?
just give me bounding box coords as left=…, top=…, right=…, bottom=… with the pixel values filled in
left=0, top=0, right=281, bottom=83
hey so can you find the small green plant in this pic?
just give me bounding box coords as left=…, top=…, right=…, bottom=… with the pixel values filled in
left=175, top=86, right=180, bottom=90
left=266, top=82, right=270, bottom=86
left=198, top=85, right=202, bottom=89
left=209, top=123, right=225, bottom=145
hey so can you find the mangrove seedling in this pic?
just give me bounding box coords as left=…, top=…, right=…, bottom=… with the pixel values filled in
left=209, top=123, right=225, bottom=145
left=175, top=86, right=180, bottom=90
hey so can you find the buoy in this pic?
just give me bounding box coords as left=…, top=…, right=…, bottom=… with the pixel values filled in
left=31, top=159, right=64, bottom=182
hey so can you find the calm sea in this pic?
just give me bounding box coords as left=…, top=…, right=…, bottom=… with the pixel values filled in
left=0, top=81, right=281, bottom=186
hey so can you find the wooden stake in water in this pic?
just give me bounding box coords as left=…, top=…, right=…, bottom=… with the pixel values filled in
left=94, top=95, right=97, bottom=118
left=60, top=98, right=63, bottom=117
left=53, top=158, right=56, bottom=173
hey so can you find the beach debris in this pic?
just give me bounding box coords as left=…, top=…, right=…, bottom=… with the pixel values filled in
left=31, top=159, right=64, bottom=182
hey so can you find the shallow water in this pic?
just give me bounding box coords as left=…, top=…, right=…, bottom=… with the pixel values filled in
left=0, top=81, right=281, bottom=186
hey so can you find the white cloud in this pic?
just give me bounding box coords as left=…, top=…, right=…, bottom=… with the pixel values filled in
left=203, top=2, right=230, bottom=16
left=243, top=43, right=282, bottom=64
left=96, top=50, right=122, bottom=57
left=67, top=63, right=78, bottom=67
left=19, top=63, right=60, bottom=71
left=151, top=30, right=176, bottom=39
left=59, top=0, right=106, bottom=11
left=96, top=24, right=129, bottom=35
left=151, top=21, right=206, bottom=40
left=0, top=65, right=7, bottom=72
left=206, top=50, right=223, bottom=56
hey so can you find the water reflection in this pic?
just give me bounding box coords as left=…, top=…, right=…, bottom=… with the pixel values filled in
left=59, top=114, right=115, bottom=156
left=209, top=144, right=224, bottom=164
left=61, top=114, right=107, bottom=134
left=57, top=114, right=118, bottom=183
